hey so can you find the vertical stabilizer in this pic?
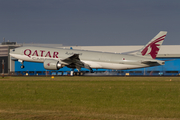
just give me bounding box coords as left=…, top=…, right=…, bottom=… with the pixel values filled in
left=138, top=31, right=167, bottom=59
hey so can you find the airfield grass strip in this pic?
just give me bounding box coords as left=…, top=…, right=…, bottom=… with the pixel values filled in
left=0, top=77, right=180, bottom=120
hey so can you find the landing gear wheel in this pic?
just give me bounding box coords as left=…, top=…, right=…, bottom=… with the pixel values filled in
left=80, top=72, right=84, bottom=76
left=21, top=65, right=24, bottom=69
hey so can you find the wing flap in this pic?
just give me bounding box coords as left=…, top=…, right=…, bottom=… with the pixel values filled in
left=141, top=60, right=165, bottom=65
left=61, top=54, right=91, bottom=71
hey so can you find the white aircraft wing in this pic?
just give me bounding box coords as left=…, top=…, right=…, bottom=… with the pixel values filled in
left=61, top=54, right=91, bottom=71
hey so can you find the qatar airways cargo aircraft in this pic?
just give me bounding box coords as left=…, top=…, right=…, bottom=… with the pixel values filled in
left=10, top=31, right=167, bottom=74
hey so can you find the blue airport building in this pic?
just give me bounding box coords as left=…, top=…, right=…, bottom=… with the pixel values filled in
left=13, top=57, right=180, bottom=76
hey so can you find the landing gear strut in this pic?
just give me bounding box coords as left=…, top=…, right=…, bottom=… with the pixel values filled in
left=90, top=68, right=94, bottom=73
left=70, top=68, right=74, bottom=76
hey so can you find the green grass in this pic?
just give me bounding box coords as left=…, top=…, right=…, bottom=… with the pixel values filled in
left=0, top=76, right=180, bottom=120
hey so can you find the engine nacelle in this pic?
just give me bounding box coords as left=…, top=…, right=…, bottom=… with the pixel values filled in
left=43, top=59, right=62, bottom=70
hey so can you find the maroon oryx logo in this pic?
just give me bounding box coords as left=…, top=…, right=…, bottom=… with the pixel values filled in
left=47, top=63, right=50, bottom=66
left=141, top=35, right=166, bottom=59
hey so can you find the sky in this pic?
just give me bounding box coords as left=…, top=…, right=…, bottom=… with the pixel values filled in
left=0, top=0, right=180, bottom=46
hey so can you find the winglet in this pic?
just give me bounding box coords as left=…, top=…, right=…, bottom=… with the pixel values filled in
left=139, top=31, right=167, bottom=59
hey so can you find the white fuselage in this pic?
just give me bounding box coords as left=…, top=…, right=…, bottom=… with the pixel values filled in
left=10, top=46, right=164, bottom=70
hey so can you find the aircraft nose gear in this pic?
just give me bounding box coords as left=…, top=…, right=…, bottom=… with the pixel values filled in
left=18, top=60, right=24, bottom=69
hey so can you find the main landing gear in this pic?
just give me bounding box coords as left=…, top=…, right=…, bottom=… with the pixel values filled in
left=70, top=68, right=85, bottom=76
left=18, top=60, right=24, bottom=69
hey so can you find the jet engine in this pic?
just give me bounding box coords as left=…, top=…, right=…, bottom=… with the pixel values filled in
left=43, top=59, right=63, bottom=70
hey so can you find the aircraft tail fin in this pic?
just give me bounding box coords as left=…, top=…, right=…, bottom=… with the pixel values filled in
left=137, top=31, right=167, bottom=59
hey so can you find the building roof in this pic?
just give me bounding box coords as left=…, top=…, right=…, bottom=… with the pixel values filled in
left=61, top=45, right=180, bottom=58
